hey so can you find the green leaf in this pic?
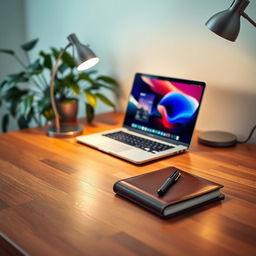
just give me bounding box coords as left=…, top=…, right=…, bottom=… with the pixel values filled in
left=1, top=82, right=16, bottom=93
left=57, top=74, right=79, bottom=96
left=62, top=51, right=75, bottom=68
left=4, top=87, right=28, bottom=116
left=85, top=103, right=94, bottom=123
left=86, top=84, right=100, bottom=91
left=1, top=73, right=28, bottom=93
left=18, top=115, right=29, bottom=129
left=95, top=82, right=117, bottom=94
left=78, top=73, right=95, bottom=85
left=42, top=108, right=54, bottom=121
left=58, top=62, right=69, bottom=74
left=9, top=101, right=18, bottom=116
left=96, top=76, right=118, bottom=86
left=69, top=83, right=80, bottom=95
left=96, top=93, right=115, bottom=110
left=40, top=51, right=52, bottom=70
left=2, top=114, right=9, bottom=132
left=37, top=89, right=51, bottom=112
left=61, top=98, right=77, bottom=104
left=0, top=80, right=6, bottom=88
left=0, top=49, right=15, bottom=55
left=84, top=90, right=97, bottom=108
left=20, top=95, right=34, bottom=117
left=21, top=38, right=39, bottom=52
left=26, top=109, right=35, bottom=124
left=85, top=70, right=97, bottom=76
left=27, top=59, right=43, bottom=75
left=36, top=89, right=54, bottom=121
left=5, top=87, right=28, bottom=101
left=51, top=47, right=60, bottom=59
left=5, top=72, right=28, bottom=83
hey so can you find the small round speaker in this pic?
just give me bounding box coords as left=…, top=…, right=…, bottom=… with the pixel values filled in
left=198, top=131, right=237, bottom=147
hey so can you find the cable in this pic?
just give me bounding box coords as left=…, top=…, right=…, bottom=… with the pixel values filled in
left=236, top=124, right=256, bottom=144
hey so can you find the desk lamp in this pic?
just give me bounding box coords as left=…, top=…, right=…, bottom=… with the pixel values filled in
left=205, top=0, right=255, bottom=42
left=47, top=33, right=99, bottom=138
left=198, top=0, right=256, bottom=147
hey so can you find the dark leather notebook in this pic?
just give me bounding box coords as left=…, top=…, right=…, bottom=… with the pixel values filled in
left=113, top=166, right=224, bottom=218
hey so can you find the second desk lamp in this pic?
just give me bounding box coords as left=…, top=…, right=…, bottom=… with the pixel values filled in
left=199, top=0, right=256, bottom=147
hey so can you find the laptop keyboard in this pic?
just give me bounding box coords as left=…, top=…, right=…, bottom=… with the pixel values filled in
left=103, top=131, right=174, bottom=154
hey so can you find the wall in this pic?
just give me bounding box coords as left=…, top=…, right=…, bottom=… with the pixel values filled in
left=0, top=0, right=26, bottom=132
left=1, top=0, right=256, bottom=144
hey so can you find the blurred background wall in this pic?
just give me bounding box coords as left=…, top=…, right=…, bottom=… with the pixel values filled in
left=0, top=0, right=255, bottom=143
left=0, top=0, right=26, bottom=132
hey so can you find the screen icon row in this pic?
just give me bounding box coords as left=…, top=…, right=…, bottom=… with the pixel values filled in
left=131, top=123, right=179, bottom=141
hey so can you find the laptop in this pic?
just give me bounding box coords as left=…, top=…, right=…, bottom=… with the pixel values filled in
left=77, top=73, right=206, bottom=164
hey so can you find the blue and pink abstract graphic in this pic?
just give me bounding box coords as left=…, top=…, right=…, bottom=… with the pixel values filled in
left=141, top=76, right=200, bottom=130
left=124, top=74, right=205, bottom=144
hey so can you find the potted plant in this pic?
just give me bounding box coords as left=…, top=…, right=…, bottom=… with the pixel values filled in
left=0, top=38, right=118, bottom=132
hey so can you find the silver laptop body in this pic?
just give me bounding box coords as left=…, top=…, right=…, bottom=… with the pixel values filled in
left=77, top=73, right=206, bottom=164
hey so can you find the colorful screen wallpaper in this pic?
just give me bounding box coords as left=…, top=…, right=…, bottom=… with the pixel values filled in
left=124, top=73, right=205, bottom=145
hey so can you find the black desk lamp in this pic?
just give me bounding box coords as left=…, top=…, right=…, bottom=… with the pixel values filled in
left=198, top=0, right=256, bottom=147
left=47, top=33, right=99, bottom=138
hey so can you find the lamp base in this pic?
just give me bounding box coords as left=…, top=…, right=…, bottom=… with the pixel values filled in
left=47, top=124, right=83, bottom=138
left=198, top=131, right=237, bottom=147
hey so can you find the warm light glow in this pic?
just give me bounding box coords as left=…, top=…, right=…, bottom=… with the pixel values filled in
left=77, top=57, right=99, bottom=71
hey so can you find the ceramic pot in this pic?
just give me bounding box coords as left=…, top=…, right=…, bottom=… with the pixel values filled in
left=57, top=99, right=78, bottom=123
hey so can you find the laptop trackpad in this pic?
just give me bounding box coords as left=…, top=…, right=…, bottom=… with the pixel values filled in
left=97, top=142, right=132, bottom=152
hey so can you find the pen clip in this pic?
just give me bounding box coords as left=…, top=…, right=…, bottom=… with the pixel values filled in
left=174, top=172, right=181, bottom=181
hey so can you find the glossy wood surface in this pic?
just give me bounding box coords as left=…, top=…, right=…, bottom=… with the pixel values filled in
left=0, top=112, right=255, bottom=256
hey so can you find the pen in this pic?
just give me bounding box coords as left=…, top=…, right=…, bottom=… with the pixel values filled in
left=157, top=170, right=181, bottom=196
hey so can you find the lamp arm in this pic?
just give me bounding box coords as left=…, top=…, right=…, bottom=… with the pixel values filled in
left=50, top=43, right=72, bottom=132
left=241, top=12, right=256, bottom=27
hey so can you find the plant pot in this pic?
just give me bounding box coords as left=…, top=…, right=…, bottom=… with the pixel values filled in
left=57, top=98, right=78, bottom=123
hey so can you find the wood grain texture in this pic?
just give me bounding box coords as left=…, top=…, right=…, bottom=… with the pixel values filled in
left=0, top=112, right=255, bottom=256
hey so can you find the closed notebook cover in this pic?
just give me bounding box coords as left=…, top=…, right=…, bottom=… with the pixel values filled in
left=113, top=166, right=224, bottom=217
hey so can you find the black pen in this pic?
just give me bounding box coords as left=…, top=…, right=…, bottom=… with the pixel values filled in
left=157, top=170, right=181, bottom=196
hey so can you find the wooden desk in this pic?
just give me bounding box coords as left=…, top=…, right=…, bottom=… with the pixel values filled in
left=0, top=112, right=255, bottom=256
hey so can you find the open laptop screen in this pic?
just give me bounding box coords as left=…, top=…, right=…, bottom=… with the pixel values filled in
left=123, top=73, right=206, bottom=146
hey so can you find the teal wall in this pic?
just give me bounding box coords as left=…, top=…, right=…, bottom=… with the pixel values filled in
left=0, top=0, right=26, bottom=132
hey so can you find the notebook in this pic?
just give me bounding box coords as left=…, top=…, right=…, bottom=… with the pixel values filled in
left=113, top=166, right=224, bottom=218
left=77, top=73, right=206, bottom=164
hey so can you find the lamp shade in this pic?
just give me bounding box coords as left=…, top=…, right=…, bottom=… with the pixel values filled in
left=205, top=9, right=241, bottom=41
left=67, top=33, right=99, bottom=71
left=205, top=0, right=250, bottom=41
